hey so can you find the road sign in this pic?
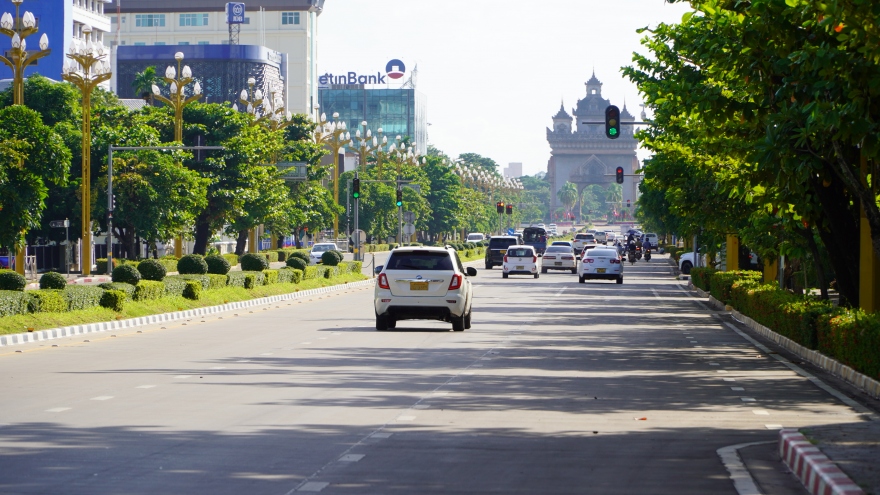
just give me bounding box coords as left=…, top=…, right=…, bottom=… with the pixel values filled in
left=403, top=223, right=416, bottom=236
left=508, top=228, right=515, bottom=235
left=49, top=220, right=69, bottom=228
left=403, top=211, right=415, bottom=223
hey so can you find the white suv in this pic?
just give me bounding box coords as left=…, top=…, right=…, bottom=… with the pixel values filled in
left=374, top=246, right=477, bottom=331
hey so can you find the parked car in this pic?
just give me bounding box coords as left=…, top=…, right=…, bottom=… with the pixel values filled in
left=541, top=245, right=577, bottom=274
left=579, top=247, right=624, bottom=284
left=503, top=245, right=539, bottom=279
left=309, top=243, right=339, bottom=265
left=484, top=236, right=522, bottom=269
left=374, top=246, right=476, bottom=331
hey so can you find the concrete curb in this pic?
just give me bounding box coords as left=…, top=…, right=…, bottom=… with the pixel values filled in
left=0, top=278, right=376, bottom=348
left=779, top=429, right=865, bottom=495
left=688, top=285, right=880, bottom=400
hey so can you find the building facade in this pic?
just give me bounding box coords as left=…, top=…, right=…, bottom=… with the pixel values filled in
left=0, top=0, right=111, bottom=85
left=504, top=162, right=522, bottom=178
left=318, top=87, right=427, bottom=155
left=546, top=72, right=640, bottom=223
left=108, top=0, right=323, bottom=116
left=114, top=44, right=286, bottom=109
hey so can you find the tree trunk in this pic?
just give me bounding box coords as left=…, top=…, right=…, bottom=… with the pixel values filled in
left=234, top=229, right=248, bottom=256
left=193, top=213, right=211, bottom=256
left=810, top=175, right=859, bottom=306
left=801, top=226, right=829, bottom=300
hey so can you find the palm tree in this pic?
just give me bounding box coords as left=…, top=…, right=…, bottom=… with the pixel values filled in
left=556, top=181, right=578, bottom=220
left=131, top=66, right=158, bottom=105
left=606, top=183, right=623, bottom=221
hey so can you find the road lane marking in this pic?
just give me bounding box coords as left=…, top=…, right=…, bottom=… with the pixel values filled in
left=338, top=454, right=364, bottom=462
left=740, top=397, right=756, bottom=402
left=765, top=424, right=784, bottom=429
left=90, top=396, right=114, bottom=401
left=136, top=385, right=156, bottom=389
left=45, top=407, right=70, bottom=413
left=731, top=387, right=745, bottom=391
left=753, top=410, right=770, bottom=415
left=211, top=367, right=226, bottom=370
left=297, top=481, right=329, bottom=492
left=717, top=441, right=775, bottom=495
left=723, top=378, right=736, bottom=381
left=174, top=375, right=191, bottom=379
left=397, top=415, right=416, bottom=421
left=370, top=432, right=392, bottom=439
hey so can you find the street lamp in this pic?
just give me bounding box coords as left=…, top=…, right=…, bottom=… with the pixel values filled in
left=313, top=110, right=350, bottom=243
left=0, top=0, right=50, bottom=276
left=350, top=121, right=380, bottom=173
left=61, top=26, right=110, bottom=276
left=151, top=52, right=202, bottom=257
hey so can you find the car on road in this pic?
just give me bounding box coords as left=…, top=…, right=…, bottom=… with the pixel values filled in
left=503, top=245, right=539, bottom=279
left=579, top=247, right=624, bottom=284
left=594, top=231, right=607, bottom=244
left=309, top=243, right=339, bottom=265
left=551, top=240, right=574, bottom=248
left=522, top=226, right=548, bottom=255
left=374, top=246, right=476, bottom=331
left=541, top=245, right=577, bottom=273
left=484, top=235, right=522, bottom=269
left=572, top=233, right=595, bottom=252
left=466, top=233, right=486, bottom=243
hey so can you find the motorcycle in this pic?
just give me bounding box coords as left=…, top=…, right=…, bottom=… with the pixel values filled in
left=645, top=248, right=652, bottom=262
left=628, top=251, right=636, bottom=265
left=635, top=246, right=643, bottom=260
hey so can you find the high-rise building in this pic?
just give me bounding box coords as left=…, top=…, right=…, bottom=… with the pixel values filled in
left=107, top=0, right=324, bottom=116
left=504, top=162, right=522, bottom=178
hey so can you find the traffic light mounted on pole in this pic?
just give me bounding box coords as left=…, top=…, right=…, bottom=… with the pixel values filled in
left=616, top=167, right=624, bottom=184
left=352, top=178, right=360, bottom=198
left=396, top=188, right=403, bottom=207
left=505, top=204, right=513, bottom=215
left=605, top=105, right=621, bottom=139
left=496, top=201, right=504, bottom=214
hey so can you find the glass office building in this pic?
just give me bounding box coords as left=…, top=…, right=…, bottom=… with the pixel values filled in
left=318, top=88, right=427, bottom=154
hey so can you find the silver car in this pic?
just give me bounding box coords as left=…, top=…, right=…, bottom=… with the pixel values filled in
left=541, top=245, right=577, bottom=274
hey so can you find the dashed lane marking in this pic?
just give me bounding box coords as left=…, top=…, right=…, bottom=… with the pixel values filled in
left=45, top=407, right=70, bottom=413
left=90, top=396, right=113, bottom=401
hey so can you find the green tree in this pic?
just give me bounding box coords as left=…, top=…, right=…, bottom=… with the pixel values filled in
left=131, top=66, right=158, bottom=105
left=458, top=152, right=499, bottom=174
left=556, top=181, right=578, bottom=218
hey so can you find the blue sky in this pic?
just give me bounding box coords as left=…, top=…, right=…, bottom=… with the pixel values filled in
left=319, top=0, right=693, bottom=176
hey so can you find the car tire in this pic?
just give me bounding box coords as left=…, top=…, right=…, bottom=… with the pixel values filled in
left=681, top=260, right=693, bottom=274
left=452, top=315, right=465, bottom=331
left=464, top=310, right=472, bottom=329
left=376, top=314, right=389, bottom=331
left=502, top=273, right=508, bottom=279
left=579, top=275, right=585, bottom=284
left=541, top=267, right=547, bottom=274
left=617, top=276, right=623, bottom=284
left=485, top=263, right=492, bottom=270
left=570, top=268, right=577, bottom=274
left=534, top=273, right=539, bottom=279
left=388, top=318, right=397, bottom=329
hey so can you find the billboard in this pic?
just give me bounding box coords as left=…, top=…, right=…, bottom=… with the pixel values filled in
left=226, top=2, right=245, bottom=24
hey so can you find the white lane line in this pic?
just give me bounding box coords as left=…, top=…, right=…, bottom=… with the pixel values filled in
left=717, top=370, right=729, bottom=374
left=211, top=366, right=226, bottom=370
left=432, top=391, right=449, bottom=396
left=260, top=352, right=274, bottom=355
left=338, top=454, right=364, bottom=462
left=753, top=410, right=770, bottom=415
left=397, top=415, right=416, bottom=421
left=174, top=375, right=192, bottom=379
left=717, top=441, right=775, bottom=495
left=765, top=424, right=784, bottom=429
left=731, top=387, right=745, bottom=391
left=370, top=432, right=392, bottom=439
left=236, top=360, right=250, bottom=363
left=45, top=407, right=71, bottom=413
left=723, top=378, right=737, bottom=382
left=413, top=404, right=430, bottom=410
left=740, top=397, right=756, bottom=402
left=297, top=481, right=329, bottom=492
left=722, top=321, right=879, bottom=420
left=90, top=396, right=114, bottom=401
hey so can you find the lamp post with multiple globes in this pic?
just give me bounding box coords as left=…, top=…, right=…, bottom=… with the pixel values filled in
left=61, top=26, right=111, bottom=276
left=0, top=0, right=50, bottom=275
left=313, top=111, right=350, bottom=242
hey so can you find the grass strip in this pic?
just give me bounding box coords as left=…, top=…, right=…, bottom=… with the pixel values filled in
left=0, top=272, right=367, bottom=336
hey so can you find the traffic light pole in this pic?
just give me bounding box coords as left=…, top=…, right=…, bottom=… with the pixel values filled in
left=398, top=175, right=403, bottom=246
left=354, top=172, right=360, bottom=262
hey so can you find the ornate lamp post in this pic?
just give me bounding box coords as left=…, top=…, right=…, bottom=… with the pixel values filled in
left=313, top=111, right=350, bottom=242
left=370, top=130, right=390, bottom=175
left=61, top=26, right=111, bottom=276
left=0, top=0, right=50, bottom=275
left=151, top=52, right=202, bottom=256
left=350, top=121, right=380, bottom=172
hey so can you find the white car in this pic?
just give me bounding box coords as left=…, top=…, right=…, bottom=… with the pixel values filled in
left=374, top=246, right=476, bottom=331
left=594, top=231, right=607, bottom=244
left=541, top=245, right=577, bottom=274
left=466, top=233, right=486, bottom=243
left=572, top=233, right=595, bottom=252
left=503, top=245, right=539, bottom=279
left=309, top=242, right=339, bottom=265
left=579, top=247, right=624, bottom=284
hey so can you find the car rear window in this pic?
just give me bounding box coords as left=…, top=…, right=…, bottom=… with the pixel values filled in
left=507, top=248, right=533, bottom=257
left=489, top=238, right=518, bottom=248
left=545, top=246, right=571, bottom=253
left=385, top=251, right=454, bottom=270
left=586, top=249, right=618, bottom=257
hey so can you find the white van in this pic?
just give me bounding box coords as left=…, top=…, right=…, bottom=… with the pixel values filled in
left=643, top=233, right=659, bottom=248
left=466, top=233, right=486, bottom=243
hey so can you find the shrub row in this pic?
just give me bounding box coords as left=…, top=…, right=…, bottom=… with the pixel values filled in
left=694, top=269, right=878, bottom=380
left=0, top=285, right=111, bottom=316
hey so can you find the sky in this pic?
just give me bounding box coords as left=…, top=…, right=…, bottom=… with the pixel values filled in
left=318, top=0, right=694, bottom=177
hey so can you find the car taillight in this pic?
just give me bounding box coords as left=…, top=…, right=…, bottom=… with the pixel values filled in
left=503, top=255, right=508, bottom=262
left=448, top=274, right=462, bottom=290
left=544, top=255, right=555, bottom=260
left=562, top=256, right=574, bottom=260
left=610, top=258, right=620, bottom=264
left=378, top=273, right=390, bottom=289
left=585, top=258, right=594, bottom=263
left=532, top=256, right=537, bottom=263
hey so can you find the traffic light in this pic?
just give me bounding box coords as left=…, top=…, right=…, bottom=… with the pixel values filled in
left=396, top=189, right=403, bottom=207
left=505, top=204, right=513, bottom=215
left=496, top=201, right=504, bottom=214
left=626, top=199, right=631, bottom=208
left=605, top=105, right=621, bottom=139
left=616, top=166, right=624, bottom=184
left=352, top=178, right=360, bottom=199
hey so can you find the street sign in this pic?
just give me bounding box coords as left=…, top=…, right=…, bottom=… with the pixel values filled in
left=356, top=229, right=367, bottom=243
left=403, top=223, right=416, bottom=236
left=275, top=162, right=308, bottom=181
left=403, top=211, right=415, bottom=223
left=507, top=228, right=515, bottom=235
left=49, top=220, right=69, bottom=228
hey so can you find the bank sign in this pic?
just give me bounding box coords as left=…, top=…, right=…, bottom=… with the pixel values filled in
left=226, top=2, right=245, bottom=24
left=319, top=59, right=406, bottom=86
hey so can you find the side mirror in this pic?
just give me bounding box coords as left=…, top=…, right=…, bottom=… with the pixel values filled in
left=466, top=267, right=477, bottom=277
left=374, top=265, right=384, bottom=274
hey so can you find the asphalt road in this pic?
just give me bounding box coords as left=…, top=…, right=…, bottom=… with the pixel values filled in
left=0, top=255, right=863, bottom=494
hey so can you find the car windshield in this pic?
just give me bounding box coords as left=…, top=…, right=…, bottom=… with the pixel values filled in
left=489, top=238, right=517, bottom=248
left=575, top=234, right=590, bottom=240
left=312, top=245, right=333, bottom=252
left=385, top=251, right=454, bottom=270
left=507, top=248, right=533, bottom=257
left=545, top=246, right=571, bottom=253
left=522, top=230, right=546, bottom=243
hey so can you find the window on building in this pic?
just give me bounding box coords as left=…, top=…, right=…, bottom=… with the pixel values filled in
left=134, top=42, right=146, bottom=46
left=198, top=41, right=210, bottom=45
left=135, top=14, right=165, bottom=27
left=281, top=12, right=300, bottom=25
left=178, top=41, right=190, bottom=45
left=154, top=41, right=165, bottom=45
left=180, top=13, right=209, bottom=27
left=243, top=17, right=250, bottom=24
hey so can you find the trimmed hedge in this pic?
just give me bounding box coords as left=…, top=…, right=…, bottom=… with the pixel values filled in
left=158, top=257, right=178, bottom=273
left=0, top=290, right=31, bottom=316
left=243, top=271, right=265, bottom=289
left=286, top=257, right=307, bottom=271
left=205, top=255, right=231, bottom=275
left=303, top=266, right=319, bottom=280
left=64, top=286, right=104, bottom=311
left=817, top=310, right=880, bottom=380
left=134, top=280, right=166, bottom=301
left=226, top=271, right=247, bottom=288
left=0, top=271, right=26, bottom=291
left=171, top=274, right=210, bottom=291
left=182, top=280, right=202, bottom=300
left=288, top=251, right=310, bottom=264
left=206, top=274, right=228, bottom=289
left=28, top=289, right=67, bottom=313
left=277, top=267, right=301, bottom=284
left=163, top=277, right=187, bottom=297
left=39, top=272, right=68, bottom=290
left=263, top=269, right=279, bottom=285
left=263, top=251, right=279, bottom=263
left=241, top=253, right=269, bottom=271
left=178, top=254, right=208, bottom=275
left=100, top=290, right=126, bottom=312
left=98, top=282, right=136, bottom=299
left=112, top=264, right=141, bottom=285
left=137, top=259, right=167, bottom=281
left=321, top=250, right=341, bottom=266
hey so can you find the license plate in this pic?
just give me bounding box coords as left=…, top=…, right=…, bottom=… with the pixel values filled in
left=555, top=262, right=562, bottom=266
left=410, top=281, right=428, bottom=290
left=516, top=265, right=524, bottom=270
left=597, top=268, right=606, bottom=273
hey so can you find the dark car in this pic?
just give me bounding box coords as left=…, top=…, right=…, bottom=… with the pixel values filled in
left=484, top=236, right=522, bottom=269
left=522, top=227, right=548, bottom=255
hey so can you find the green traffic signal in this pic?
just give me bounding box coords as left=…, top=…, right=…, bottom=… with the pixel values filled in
left=609, top=128, right=618, bottom=136
left=396, top=189, right=403, bottom=207
left=352, top=178, right=360, bottom=198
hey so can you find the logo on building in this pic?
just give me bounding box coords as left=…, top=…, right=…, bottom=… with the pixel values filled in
left=385, top=59, right=405, bottom=79
left=226, top=2, right=245, bottom=24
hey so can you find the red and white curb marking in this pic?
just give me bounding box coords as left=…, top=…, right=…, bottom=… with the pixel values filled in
left=779, top=429, right=864, bottom=495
